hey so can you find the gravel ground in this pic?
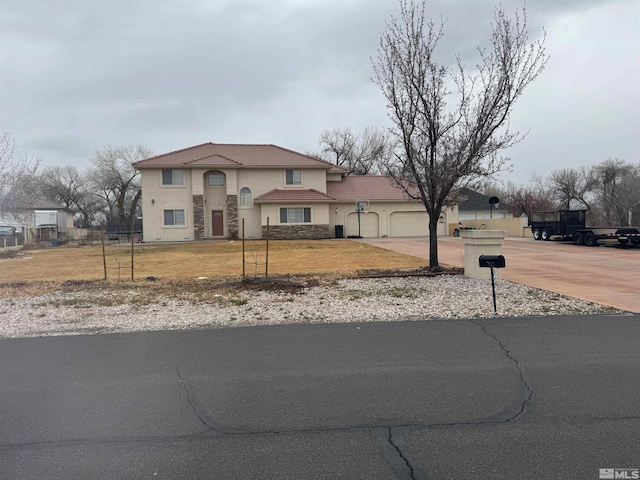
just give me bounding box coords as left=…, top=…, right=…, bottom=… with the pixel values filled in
left=0, top=276, right=623, bottom=339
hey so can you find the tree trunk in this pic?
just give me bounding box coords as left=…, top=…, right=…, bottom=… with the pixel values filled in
left=428, top=215, right=439, bottom=268
left=130, top=190, right=142, bottom=223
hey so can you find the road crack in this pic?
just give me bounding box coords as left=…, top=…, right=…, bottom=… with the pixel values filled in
left=375, top=427, right=428, bottom=480
left=175, top=366, right=227, bottom=435
left=469, top=320, right=533, bottom=421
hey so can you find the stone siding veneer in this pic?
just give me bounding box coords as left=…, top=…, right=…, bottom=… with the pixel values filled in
left=263, top=224, right=330, bottom=240
left=193, top=195, right=205, bottom=240
left=226, top=195, right=238, bottom=239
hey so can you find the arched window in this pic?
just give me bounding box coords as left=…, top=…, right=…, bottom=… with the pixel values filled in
left=239, top=187, right=253, bottom=207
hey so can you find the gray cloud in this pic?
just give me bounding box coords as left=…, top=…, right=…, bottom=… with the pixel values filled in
left=0, top=0, right=637, bottom=184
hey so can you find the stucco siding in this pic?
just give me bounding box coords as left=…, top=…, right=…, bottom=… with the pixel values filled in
left=238, top=169, right=328, bottom=195
left=238, top=207, right=262, bottom=239
left=141, top=168, right=194, bottom=242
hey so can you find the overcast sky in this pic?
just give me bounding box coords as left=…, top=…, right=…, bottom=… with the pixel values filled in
left=1, top=0, right=638, bottom=185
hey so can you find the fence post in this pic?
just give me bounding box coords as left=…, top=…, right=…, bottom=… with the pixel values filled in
left=130, top=219, right=135, bottom=281
left=242, top=218, right=246, bottom=277
left=265, top=217, right=270, bottom=277
left=101, top=222, right=107, bottom=281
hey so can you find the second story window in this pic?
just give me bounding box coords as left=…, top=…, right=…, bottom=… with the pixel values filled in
left=162, top=169, right=184, bottom=186
left=285, top=169, right=302, bottom=186
left=208, top=173, right=225, bottom=186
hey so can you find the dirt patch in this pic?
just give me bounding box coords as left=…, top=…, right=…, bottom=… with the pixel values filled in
left=354, top=266, right=464, bottom=278
left=235, top=267, right=462, bottom=293
left=0, top=267, right=463, bottom=303
left=0, top=250, right=20, bottom=260
left=238, top=276, right=319, bottom=294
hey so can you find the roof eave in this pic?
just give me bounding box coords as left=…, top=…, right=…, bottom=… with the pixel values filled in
left=254, top=199, right=337, bottom=204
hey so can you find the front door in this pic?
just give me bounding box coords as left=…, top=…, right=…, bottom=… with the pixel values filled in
left=212, top=210, right=224, bottom=236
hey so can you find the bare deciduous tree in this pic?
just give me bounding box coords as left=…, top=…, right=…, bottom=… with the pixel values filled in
left=547, top=166, right=598, bottom=211
left=595, top=158, right=638, bottom=226
left=39, top=165, right=84, bottom=210
left=483, top=180, right=555, bottom=221
left=318, top=126, right=393, bottom=175
left=616, top=163, right=640, bottom=226
left=89, top=145, right=153, bottom=221
left=0, top=133, right=41, bottom=223
left=39, top=165, right=105, bottom=228
left=73, top=190, right=105, bottom=228
left=372, top=0, right=548, bottom=266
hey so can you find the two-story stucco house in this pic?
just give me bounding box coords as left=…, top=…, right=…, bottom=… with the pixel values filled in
left=132, top=143, right=458, bottom=242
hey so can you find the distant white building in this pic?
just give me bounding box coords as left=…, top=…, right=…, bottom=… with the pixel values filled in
left=0, top=198, right=74, bottom=231
left=457, top=188, right=516, bottom=221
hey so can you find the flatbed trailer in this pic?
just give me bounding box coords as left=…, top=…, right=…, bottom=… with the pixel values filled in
left=531, top=210, right=640, bottom=247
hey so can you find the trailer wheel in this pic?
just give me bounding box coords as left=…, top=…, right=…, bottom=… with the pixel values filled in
left=573, top=232, right=584, bottom=245
left=584, top=232, right=597, bottom=247
left=541, top=229, right=550, bottom=241
left=618, top=238, right=629, bottom=245
left=632, top=238, right=640, bottom=246
left=532, top=228, right=541, bottom=240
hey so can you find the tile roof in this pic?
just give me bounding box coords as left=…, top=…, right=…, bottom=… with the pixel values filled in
left=254, top=189, right=336, bottom=203
left=133, top=143, right=349, bottom=171
left=326, top=175, right=416, bottom=202
left=185, top=154, right=241, bottom=166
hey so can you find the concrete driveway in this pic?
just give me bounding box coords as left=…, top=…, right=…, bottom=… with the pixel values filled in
left=358, top=236, right=640, bottom=313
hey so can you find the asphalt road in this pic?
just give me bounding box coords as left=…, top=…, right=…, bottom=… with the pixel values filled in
left=1, top=315, right=639, bottom=479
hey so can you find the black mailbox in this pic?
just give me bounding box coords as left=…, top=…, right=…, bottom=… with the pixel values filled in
left=479, top=255, right=505, bottom=268
left=479, top=255, right=506, bottom=314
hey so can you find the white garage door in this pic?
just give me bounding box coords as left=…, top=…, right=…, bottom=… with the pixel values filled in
left=390, top=211, right=446, bottom=237
left=390, top=211, right=429, bottom=237
left=346, top=212, right=379, bottom=238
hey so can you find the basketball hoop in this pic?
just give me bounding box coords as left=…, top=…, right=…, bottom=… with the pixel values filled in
left=356, top=200, right=369, bottom=213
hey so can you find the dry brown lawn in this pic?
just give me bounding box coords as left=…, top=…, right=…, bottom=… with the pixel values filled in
left=0, top=239, right=427, bottom=284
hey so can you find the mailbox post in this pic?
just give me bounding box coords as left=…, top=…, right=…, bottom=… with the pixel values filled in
left=479, top=255, right=506, bottom=313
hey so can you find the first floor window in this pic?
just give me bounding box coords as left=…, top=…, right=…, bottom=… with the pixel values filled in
left=280, top=207, right=311, bottom=223
left=162, top=169, right=184, bottom=185
left=285, top=169, right=302, bottom=185
left=164, top=209, right=185, bottom=226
